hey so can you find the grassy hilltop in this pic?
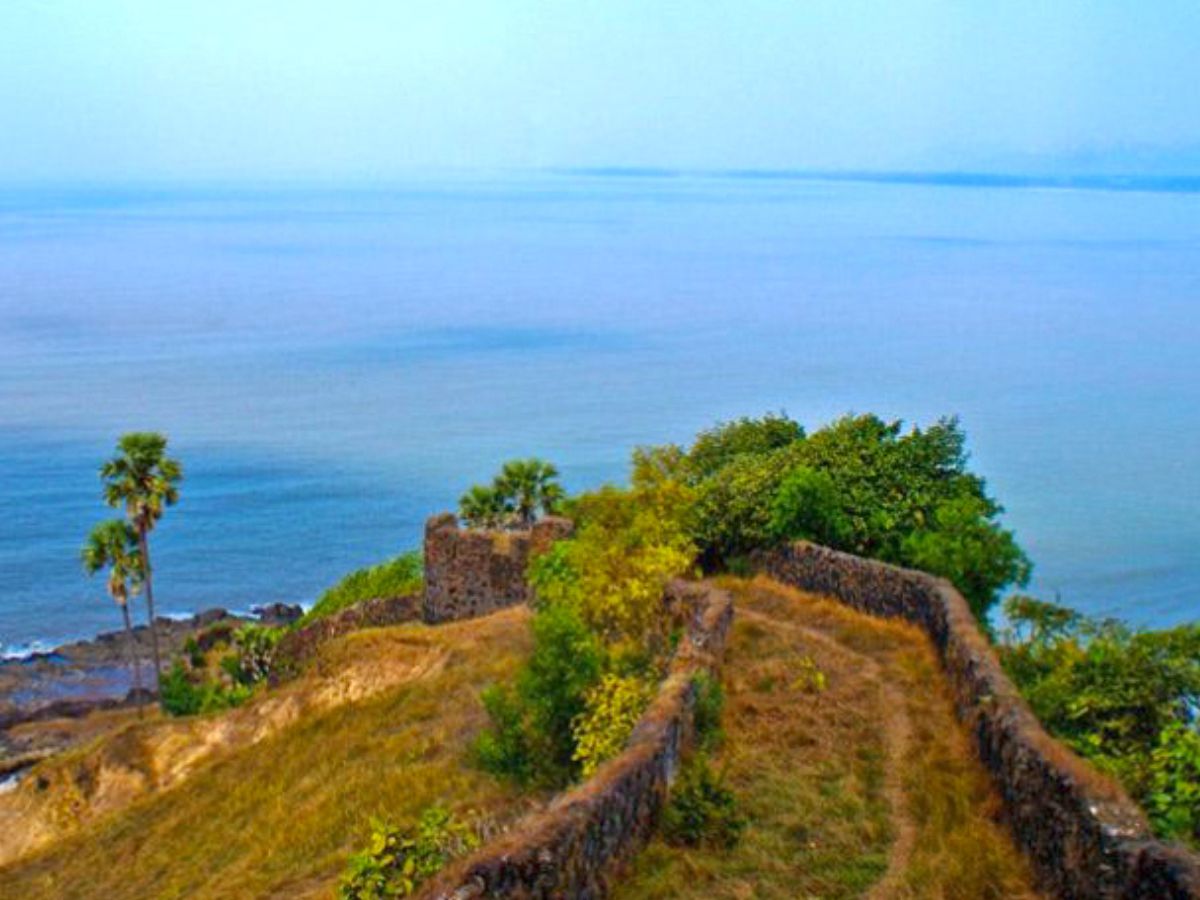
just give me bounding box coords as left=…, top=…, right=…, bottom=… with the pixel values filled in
left=2, top=411, right=1195, bottom=897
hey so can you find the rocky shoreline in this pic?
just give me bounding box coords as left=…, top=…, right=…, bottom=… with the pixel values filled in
left=0, top=603, right=302, bottom=778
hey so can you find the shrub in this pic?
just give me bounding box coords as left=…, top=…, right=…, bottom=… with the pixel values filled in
left=474, top=683, right=535, bottom=784
left=475, top=603, right=605, bottom=786
left=533, top=448, right=696, bottom=648
left=1000, top=596, right=1200, bottom=846
left=793, top=655, right=827, bottom=694
left=769, top=466, right=851, bottom=548
left=691, top=672, right=725, bottom=751
left=183, top=636, right=206, bottom=669
left=526, top=540, right=579, bottom=610
left=302, top=551, right=423, bottom=626
left=221, top=624, right=283, bottom=686
left=683, top=413, right=804, bottom=481
left=662, top=754, right=745, bottom=849
left=572, top=673, right=656, bottom=778
left=339, top=807, right=481, bottom=900
left=159, top=661, right=251, bottom=717
left=478, top=448, right=696, bottom=787
left=159, top=662, right=204, bottom=716
left=521, top=603, right=606, bottom=775
left=1146, top=723, right=1200, bottom=844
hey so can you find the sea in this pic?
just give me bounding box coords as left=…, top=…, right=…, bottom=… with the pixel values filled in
left=1, top=171, right=1197, bottom=654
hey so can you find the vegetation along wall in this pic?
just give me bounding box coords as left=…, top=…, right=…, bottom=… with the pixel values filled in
left=270, top=594, right=421, bottom=680
left=422, top=513, right=574, bottom=624
left=757, top=540, right=1200, bottom=900
left=416, top=579, right=734, bottom=899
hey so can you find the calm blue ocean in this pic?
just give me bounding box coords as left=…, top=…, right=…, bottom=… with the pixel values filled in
left=1, top=173, right=1197, bottom=652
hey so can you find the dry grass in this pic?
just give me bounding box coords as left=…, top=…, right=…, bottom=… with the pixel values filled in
left=613, top=576, right=1043, bottom=900
left=0, top=608, right=540, bottom=899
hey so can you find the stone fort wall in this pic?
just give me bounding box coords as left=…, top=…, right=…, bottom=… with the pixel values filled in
left=323, top=515, right=1197, bottom=898
left=421, top=513, right=574, bottom=624
left=757, top=540, right=1200, bottom=900
left=415, top=579, right=734, bottom=900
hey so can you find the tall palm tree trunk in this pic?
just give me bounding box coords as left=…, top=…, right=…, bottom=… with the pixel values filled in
left=137, top=529, right=163, bottom=689
left=120, top=602, right=145, bottom=717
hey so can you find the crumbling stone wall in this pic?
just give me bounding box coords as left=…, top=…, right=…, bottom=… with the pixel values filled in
left=416, top=580, right=734, bottom=900
left=422, top=513, right=574, bottom=624
left=270, top=594, right=421, bottom=682
left=757, top=540, right=1200, bottom=900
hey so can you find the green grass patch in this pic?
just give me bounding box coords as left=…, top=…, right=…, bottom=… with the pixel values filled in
left=301, top=551, right=423, bottom=625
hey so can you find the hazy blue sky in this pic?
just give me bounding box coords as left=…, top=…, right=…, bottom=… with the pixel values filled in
left=2, top=1, right=1198, bottom=180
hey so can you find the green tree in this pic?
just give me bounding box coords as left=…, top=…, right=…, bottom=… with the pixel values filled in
left=458, top=484, right=510, bottom=529
left=458, top=458, right=563, bottom=529
left=902, top=494, right=1031, bottom=622
left=683, top=413, right=1029, bottom=621
left=82, top=519, right=146, bottom=708
left=769, top=466, right=851, bottom=548
left=689, top=443, right=804, bottom=566
left=100, top=432, right=183, bottom=689
left=1000, top=596, right=1200, bottom=845
left=683, top=412, right=804, bottom=482
left=495, top=458, right=564, bottom=526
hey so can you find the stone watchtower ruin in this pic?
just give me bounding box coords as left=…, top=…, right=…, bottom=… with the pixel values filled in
left=421, top=513, right=574, bottom=624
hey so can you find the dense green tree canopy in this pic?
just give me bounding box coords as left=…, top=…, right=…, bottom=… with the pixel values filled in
left=676, top=413, right=1030, bottom=621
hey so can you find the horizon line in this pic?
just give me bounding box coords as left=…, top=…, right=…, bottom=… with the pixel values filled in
left=2, top=166, right=1199, bottom=195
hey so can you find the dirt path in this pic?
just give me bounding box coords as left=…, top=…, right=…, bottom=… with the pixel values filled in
left=864, top=676, right=917, bottom=898
left=736, top=606, right=918, bottom=898
left=615, top=577, right=1042, bottom=899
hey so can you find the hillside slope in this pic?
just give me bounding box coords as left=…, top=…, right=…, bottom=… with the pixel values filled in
left=1, top=579, right=1049, bottom=899
left=0, top=608, right=539, bottom=899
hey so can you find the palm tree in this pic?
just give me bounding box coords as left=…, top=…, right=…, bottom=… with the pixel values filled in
left=459, top=484, right=510, bottom=529
left=496, top=459, right=563, bottom=527
left=100, top=432, right=182, bottom=688
left=82, top=519, right=146, bottom=709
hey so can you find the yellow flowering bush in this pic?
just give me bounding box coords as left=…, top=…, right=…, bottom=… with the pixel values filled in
left=572, top=673, right=656, bottom=778
left=531, top=446, right=696, bottom=648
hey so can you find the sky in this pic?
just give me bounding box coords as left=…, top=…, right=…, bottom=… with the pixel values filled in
left=1, top=1, right=1199, bottom=181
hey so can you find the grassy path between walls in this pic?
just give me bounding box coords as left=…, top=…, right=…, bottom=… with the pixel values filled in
left=614, top=577, right=1044, bottom=900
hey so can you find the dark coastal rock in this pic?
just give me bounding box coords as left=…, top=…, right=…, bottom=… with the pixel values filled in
left=0, top=603, right=305, bottom=725
left=191, top=608, right=231, bottom=628
left=195, top=621, right=238, bottom=651
left=252, top=602, right=304, bottom=626
left=0, top=696, right=127, bottom=733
